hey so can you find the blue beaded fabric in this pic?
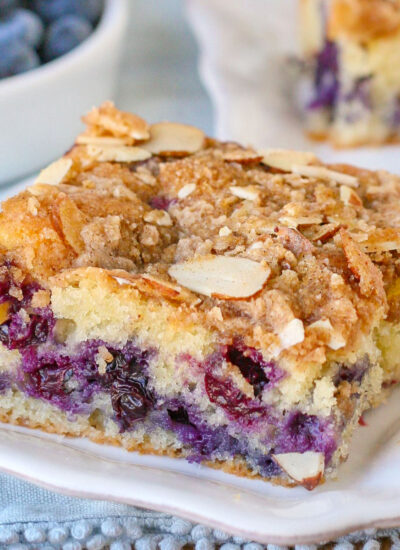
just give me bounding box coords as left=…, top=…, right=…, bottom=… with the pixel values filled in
left=0, top=474, right=396, bottom=549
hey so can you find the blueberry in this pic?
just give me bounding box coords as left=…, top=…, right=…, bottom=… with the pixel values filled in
left=0, top=0, right=19, bottom=20
left=42, top=14, right=92, bottom=62
left=0, top=8, right=43, bottom=47
left=0, top=39, right=39, bottom=78
left=31, top=0, right=104, bottom=24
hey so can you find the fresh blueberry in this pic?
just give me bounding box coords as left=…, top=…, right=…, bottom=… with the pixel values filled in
left=42, top=14, right=92, bottom=62
left=31, top=0, right=104, bottom=24
left=0, top=39, right=39, bottom=77
left=0, top=8, right=43, bottom=47
left=0, top=0, right=19, bottom=20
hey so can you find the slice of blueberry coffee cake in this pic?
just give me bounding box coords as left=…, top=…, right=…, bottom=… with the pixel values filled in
left=0, top=101, right=399, bottom=490
left=300, top=0, right=400, bottom=146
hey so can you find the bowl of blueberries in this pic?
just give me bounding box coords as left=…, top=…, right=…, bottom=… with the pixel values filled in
left=0, top=0, right=128, bottom=184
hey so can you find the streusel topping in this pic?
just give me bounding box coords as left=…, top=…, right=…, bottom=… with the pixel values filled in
left=0, top=102, right=399, bottom=370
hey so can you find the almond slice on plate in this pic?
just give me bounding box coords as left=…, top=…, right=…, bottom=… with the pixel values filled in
left=168, top=255, right=270, bottom=299
left=34, top=158, right=73, bottom=186
left=260, top=149, right=318, bottom=172
left=142, top=122, right=205, bottom=156
left=291, top=165, right=359, bottom=187
left=86, top=145, right=151, bottom=163
left=272, top=451, right=325, bottom=490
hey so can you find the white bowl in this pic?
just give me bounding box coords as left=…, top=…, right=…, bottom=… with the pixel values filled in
left=0, top=0, right=128, bottom=184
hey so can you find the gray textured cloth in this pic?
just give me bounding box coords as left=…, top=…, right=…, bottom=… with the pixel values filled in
left=0, top=473, right=398, bottom=549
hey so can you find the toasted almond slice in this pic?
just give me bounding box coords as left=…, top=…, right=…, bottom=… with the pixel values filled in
left=260, top=149, right=318, bottom=172
left=340, top=229, right=385, bottom=300
left=111, top=272, right=200, bottom=305
left=86, top=145, right=151, bottom=163
left=230, top=186, right=259, bottom=201
left=279, top=215, right=323, bottom=228
left=340, top=185, right=363, bottom=206
left=143, top=209, right=172, bottom=227
left=76, top=135, right=129, bottom=146
left=219, top=226, right=232, bottom=237
left=34, top=158, right=73, bottom=186
left=223, top=149, right=263, bottom=164
left=168, top=255, right=270, bottom=299
left=178, top=183, right=196, bottom=199
left=291, top=165, right=359, bottom=187
left=308, top=319, right=346, bottom=350
left=83, top=101, right=150, bottom=141
left=278, top=318, right=304, bottom=350
left=272, top=452, right=324, bottom=490
left=58, top=197, right=86, bottom=254
left=142, top=122, right=205, bottom=156
left=312, top=223, right=342, bottom=243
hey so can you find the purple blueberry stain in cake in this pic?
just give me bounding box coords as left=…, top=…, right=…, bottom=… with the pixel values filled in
left=334, top=355, right=370, bottom=386
left=107, top=351, right=155, bottom=430
left=149, top=195, right=176, bottom=211
left=226, top=341, right=285, bottom=397
left=276, top=411, right=337, bottom=463
left=0, top=372, right=11, bottom=394
left=204, top=372, right=268, bottom=427
left=307, top=40, right=339, bottom=111
left=342, top=76, right=372, bottom=109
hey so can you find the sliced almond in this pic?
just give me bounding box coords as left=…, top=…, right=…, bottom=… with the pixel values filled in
left=110, top=271, right=200, bottom=305
left=260, top=149, right=318, bottom=172
left=83, top=101, right=150, bottom=141
left=76, top=135, right=129, bottom=146
left=340, top=185, right=363, bottom=207
left=219, top=226, right=232, bottom=237
left=279, top=215, right=323, bottom=228
left=34, top=158, right=73, bottom=186
left=168, top=255, right=270, bottom=299
left=143, top=209, right=172, bottom=227
left=230, top=186, right=259, bottom=201
left=312, top=223, right=342, bottom=243
left=340, top=229, right=385, bottom=300
left=272, top=452, right=324, bottom=490
left=291, top=165, right=359, bottom=188
left=86, top=145, right=151, bottom=163
left=178, top=183, right=196, bottom=199
left=308, top=319, right=346, bottom=350
left=222, top=149, right=263, bottom=164
left=142, top=122, right=205, bottom=156
left=57, top=197, right=86, bottom=254
left=278, top=318, right=304, bottom=350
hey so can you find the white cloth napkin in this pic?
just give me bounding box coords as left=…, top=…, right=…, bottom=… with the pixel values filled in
left=186, top=0, right=400, bottom=172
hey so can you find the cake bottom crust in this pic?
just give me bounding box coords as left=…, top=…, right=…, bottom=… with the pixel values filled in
left=0, top=389, right=301, bottom=489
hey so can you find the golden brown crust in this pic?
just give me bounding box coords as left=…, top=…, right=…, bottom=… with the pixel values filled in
left=328, top=0, right=400, bottom=41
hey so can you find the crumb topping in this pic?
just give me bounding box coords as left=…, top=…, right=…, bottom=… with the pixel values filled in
left=1, top=103, right=399, bottom=369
